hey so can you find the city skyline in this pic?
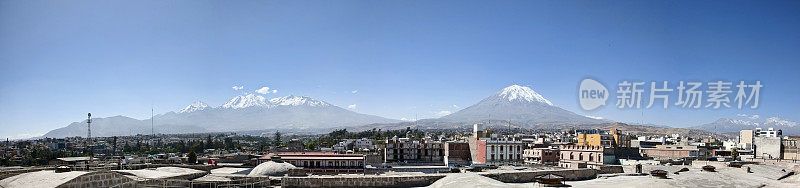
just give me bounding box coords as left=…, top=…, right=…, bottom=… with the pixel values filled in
left=2, top=0, right=800, bottom=139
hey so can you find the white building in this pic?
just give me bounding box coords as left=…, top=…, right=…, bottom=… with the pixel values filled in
left=484, top=139, right=525, bottom=166
left=755, top=128, right=781, bottom=138
left=354, top=138, right=375, bottom=151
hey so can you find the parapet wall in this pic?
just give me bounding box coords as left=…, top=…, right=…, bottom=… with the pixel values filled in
left=282, top=174, right=446, bottom=188
left=58, top=171, right=133, bottom=188
left=598, top=165, right=624, bottom=174
left=282, top=168, right=598, bottom=187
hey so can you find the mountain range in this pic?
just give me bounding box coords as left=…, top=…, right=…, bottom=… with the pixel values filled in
left=43, top=84, right=788, bottom=138
left=692, top=117, right=800, bottom=135
left=42, top=95, right=398, bottom=138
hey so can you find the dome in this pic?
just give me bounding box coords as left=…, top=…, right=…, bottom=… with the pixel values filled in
left=248, top=161, right=296, bottom=176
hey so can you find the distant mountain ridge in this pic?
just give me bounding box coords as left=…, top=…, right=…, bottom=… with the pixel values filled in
left=692, top=117, right=800, bottom=135
left=42, top=94, right=398, bottom=138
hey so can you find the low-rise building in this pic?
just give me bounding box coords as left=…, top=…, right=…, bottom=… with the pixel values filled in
left=783, top=138, right=800, bottom=160
left=523, top=147, right=559, bottom=165
left=639, top=144, right=705, bottom=160
left=384, top=136, right=444, bottom=164
left=754, top=137, right=782, bottom=159
left=444, top=141, right=471, bottom=166
left=258, top=152, right=365, bottom=174
left=484, top=140, right=525, bottom=166
left=576, top=129, right=631, bottom=148
left=467, top=124, right=524, bottom=166
left=558, top=145, right=610, bottom=169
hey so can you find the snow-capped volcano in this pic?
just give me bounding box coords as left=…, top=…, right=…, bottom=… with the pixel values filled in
left=221, top=94, right=269, bottom=109
left=180, top=101, right=209, bottom=113
left=498, top=84, right=554, bottom=106
left=440, top=84, right=603, bottom=125
left=269, top=95, right=330, bottom=107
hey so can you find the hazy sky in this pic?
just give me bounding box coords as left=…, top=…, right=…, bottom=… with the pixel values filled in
left=1, top=0, right=799, bottom=139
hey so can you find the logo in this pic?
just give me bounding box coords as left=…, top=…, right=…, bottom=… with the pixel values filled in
left=579, top=78, right=608, bottom=110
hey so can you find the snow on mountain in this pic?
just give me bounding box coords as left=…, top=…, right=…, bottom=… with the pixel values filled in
left=220, top=94, right=331, bottom=109
left=221, top=94, right=269, bottom=109
left=440, top=84, right=603, bottom=125
left=180, top=101, right=209, bottom=113
left=269, top=95, right=330, bottom=107
left=42, top=94, right=399, bottom=138
left=693, top=117, right=800, bottom=135
left=764, top=117, right=799, bottom=127
left=498, top=84, right=554, bottom=105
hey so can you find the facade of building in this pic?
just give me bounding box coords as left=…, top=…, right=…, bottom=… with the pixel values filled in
left=484, top=140, right=525, bottom=166
left=523, top=147, right=559, bottom=165
left=638, top=145, right=704, bottom=160
left=285, top=139, right=305, bottom=152
left=558, top=145, right=612, bottom=169
left=576, top=129, right=631, bottom=148
left=354, top=138, right=376, bottom=151
left=258, top=152, right=365, bottom=174
left=740, top=130, right=755, bottom=145
left=783, top=138, right=800, bottom=160
left=755, top=128, right=781, bottom=138
left=467, top=124, right=524, bottom=166
left=444, top=141, right=471, bottom=166
left=754, top=137, right=783, bottom=159
left=384, top=136, right=444, bottom=164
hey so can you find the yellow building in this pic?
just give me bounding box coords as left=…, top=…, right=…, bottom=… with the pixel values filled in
left=576, top=129, right=630, bottom=148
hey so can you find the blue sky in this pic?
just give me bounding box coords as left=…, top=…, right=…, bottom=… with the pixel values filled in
left=1, top=0, right=799, bottom=139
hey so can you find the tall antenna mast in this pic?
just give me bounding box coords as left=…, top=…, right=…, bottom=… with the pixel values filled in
left=87, top=113, right=92, bottom=159
left=151, top=106, right=154, bottom=137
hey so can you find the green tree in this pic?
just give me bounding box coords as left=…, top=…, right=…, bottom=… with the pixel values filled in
left=206, top=135, right=213, bottom=149
left=274, top=131, right=282, bottom=147
left=731, top=148, right=739, bottom=161
left=187, top=151, right=197, bottom=164
left=112, top=136, right=118, bottom=156
left=224, top=137, right=234, bottom=150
